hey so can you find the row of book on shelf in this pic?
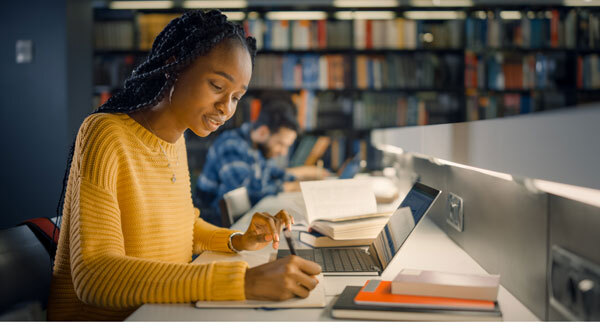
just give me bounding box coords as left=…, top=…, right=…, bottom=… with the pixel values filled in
left=245, top=18, right=463, bottom=51
left=95, top=51, right=576, bottom=95
left=251, top=53, right=462, bottom=91
left=95, top=9, right=600, bottom=51
left=465, top=91, right=568, bottom=121
left=264, top=90, right=459, bottom=131
left=466, top=10, right=578, bottom=50
left=465, top=52, right=568, bottom=90
left=251, top=54, right=350, bottom=90
left=578, top=54, right=600, bottom=89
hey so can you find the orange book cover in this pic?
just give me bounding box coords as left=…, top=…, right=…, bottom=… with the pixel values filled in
left=317, top=20, right=327, bottom=49
left=304, top=136, right=331, bottom=166
left=294, top=90, right=307, bottom=130
left=551, top=10, right=559, bottom=48
left=365, top=20, right=373, bottom=49
left=354, top=280, right=496, bottom=311
left=250, top=99, right=261, bottom=122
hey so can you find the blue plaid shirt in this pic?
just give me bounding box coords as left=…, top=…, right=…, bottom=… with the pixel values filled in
left=197, top=123, right=296, bottom=223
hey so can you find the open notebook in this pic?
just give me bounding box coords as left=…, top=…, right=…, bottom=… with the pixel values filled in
left=193, top=247, right=326, bottom=308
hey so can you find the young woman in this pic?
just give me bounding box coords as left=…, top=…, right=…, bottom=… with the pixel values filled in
left=47, top=10, right=320, bottom=321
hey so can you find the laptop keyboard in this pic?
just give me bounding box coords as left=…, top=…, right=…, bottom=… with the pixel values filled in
left=290, top=248, right=377, bottom=272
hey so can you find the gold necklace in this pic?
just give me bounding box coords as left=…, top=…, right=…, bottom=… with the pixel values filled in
left=142, top=114, right=179, bottom=183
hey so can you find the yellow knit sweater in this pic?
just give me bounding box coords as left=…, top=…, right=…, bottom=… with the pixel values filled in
left=47, top=113, right=248, bottom=321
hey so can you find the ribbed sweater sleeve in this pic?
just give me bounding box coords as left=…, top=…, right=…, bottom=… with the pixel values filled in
left=192, top=208, right=242, bottom=254
left=71, top=177, right=246, bottom=309
left=66, top=114, right=247, bottom=311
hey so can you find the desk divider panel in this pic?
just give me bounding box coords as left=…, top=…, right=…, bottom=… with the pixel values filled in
left=395, top=154, right=549, bottom=320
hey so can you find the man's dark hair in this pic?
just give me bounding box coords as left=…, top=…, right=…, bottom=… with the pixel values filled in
left=54, top=10, right=257, bottom=250
left=252, top=98, right=300, bottom=134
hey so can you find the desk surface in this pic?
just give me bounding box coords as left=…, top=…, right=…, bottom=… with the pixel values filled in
left=127, top=191, right=539, bottom=321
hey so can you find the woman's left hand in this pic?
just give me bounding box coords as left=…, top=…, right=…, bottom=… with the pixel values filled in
left=232, top=210, right=294, bottom=251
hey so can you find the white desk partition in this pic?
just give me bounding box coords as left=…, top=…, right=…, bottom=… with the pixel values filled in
left=127, top=191, right=539, bottom=321
left=371, top=105, right=600, bottom=191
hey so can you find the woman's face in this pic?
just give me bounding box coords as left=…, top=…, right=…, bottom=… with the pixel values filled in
left=169, top=39, right=252, bottom=137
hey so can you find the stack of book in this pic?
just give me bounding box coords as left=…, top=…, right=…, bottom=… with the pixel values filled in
left=331, top=269, right=502, bottom=321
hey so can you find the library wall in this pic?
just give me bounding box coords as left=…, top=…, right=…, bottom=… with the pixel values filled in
left=0, top=0, right=92, bottom=228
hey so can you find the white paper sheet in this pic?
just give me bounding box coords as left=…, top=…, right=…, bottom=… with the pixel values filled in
left=193, top=247, right=326, bottom=309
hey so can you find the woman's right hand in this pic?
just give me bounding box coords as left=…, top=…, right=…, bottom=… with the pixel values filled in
left=244, top=255, right=322, bottom=301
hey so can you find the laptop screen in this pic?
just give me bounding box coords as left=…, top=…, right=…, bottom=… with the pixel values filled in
left=370, top=182, right=441, bottom=271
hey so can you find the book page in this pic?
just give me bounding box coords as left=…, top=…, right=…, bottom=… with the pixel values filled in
left=300, top=179, right=377, bottom=224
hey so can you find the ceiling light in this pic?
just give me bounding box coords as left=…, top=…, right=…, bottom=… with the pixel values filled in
left=265, top=11, right=327, bottom=21
left=183, top=1, right=247, bottom=8
left=564, top=0, right=600, bottom=6
left=410, top=0, right=473, bottom=6
left=404, top=11, right=466, bottom=20
left=499, top=11, right=522, bottom=20
left=333, top=0, right=399, bottom=7
left=109, top=1, right=173, bottom=9
left=334, top=11, right=396, bottom=20
left=222, top=11, right=246, bottom=21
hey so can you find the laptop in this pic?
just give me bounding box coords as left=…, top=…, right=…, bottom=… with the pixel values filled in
left=277, top=181, right=441, bottom=276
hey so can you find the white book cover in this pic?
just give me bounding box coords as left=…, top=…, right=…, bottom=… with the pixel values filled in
left=292, top=21, right=302, bottom=50
left=404, top=20, right=417, bottom=50
left=372, top=20, right=384, bottom=49
left=354, top=19, right=366, bottom=50
left=385, top=19, right=397, bottom=49
left=392, top=269, right=500, bottom=301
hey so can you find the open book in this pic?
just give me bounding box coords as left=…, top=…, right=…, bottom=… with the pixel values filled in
left=299, top=179, right=392, bottom=240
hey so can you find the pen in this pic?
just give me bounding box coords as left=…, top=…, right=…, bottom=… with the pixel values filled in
left=283, top=227, right=297, bottom=256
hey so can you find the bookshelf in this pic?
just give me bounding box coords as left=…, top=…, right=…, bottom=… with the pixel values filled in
left=92, top=3, right=600, bottom=175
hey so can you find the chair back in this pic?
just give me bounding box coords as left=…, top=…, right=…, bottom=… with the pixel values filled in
left=219, top=187, right=251, bottom=228
left=0, top=225, right=52, bottom=320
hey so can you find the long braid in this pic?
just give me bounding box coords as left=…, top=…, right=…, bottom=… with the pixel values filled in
left=53, top=9, right=256, bottom=264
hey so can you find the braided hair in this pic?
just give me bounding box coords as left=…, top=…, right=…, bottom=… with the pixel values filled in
left=53, top=10, right=257, bottom=255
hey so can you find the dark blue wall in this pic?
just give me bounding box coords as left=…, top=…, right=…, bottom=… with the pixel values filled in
left=0, top=0, right=91, bottom=228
